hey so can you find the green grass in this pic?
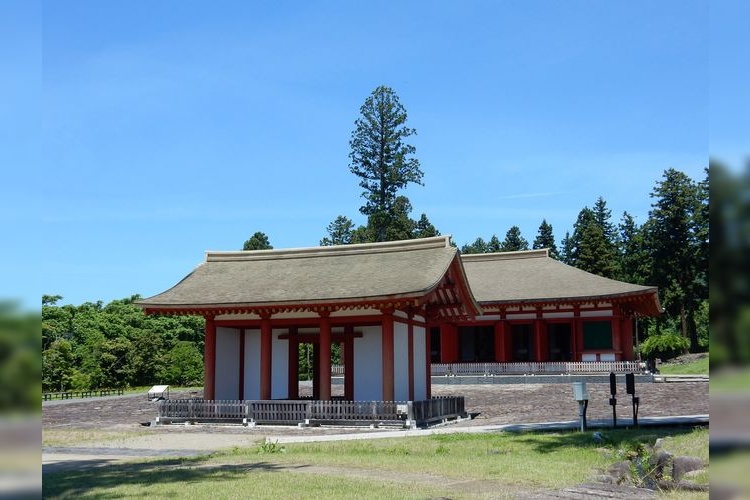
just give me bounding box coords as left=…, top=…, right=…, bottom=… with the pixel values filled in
left=121, top=385, right=203, bottom=396
left=658, top=355, right=709, bottom=375
left=43, top=458, right=448, bottom=500
left=42, top=428, right=151, bottom=447
left=42, top=427, right=708, bottom=499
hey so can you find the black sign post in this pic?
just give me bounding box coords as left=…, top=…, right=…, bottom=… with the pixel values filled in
left=609, top=372, right=617, bottom=428
left=626, top=372, right=639, bottom=427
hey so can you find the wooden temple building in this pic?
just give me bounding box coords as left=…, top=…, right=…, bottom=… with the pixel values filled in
left=138, top=236, right=661, bottom=406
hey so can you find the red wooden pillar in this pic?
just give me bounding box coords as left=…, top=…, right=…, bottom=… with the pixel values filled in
left=260, top=313, right=273, bottom=400
left=381, top=309, right=395, bottom=401
left=612, top=311, right=622, bottom=359
left=425, top=321, right=432, bottom=399
left=494, top=321, right=506, bottom=362
left=574, top=307, right=583, bottom=361
left=344, top=326, right=354, bottom=401
left=238, top=328, right=245, bottom=400
left=534, top=311, right=547, bottom=362
left=441, top=324, right=459, bottom=363
left=204, top=315, right=216, bottom=400
left=621, top=318, right=634, bottom=361
left=287, top=327, right=299, bottom=400
left=318, top=311, right=332, bottom=401
left=407, top=311, right=415, bottom=401
left=504, top=319, right=513, bottom=362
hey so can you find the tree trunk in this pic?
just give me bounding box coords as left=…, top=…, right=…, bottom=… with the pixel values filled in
left=687, top=307, right=699, bottom=353
left=680, top=305, right=690, bottom=354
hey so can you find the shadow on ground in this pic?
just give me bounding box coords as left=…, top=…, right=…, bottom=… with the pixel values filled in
left=42, top=457, right=309, bottom=498
left=513, top=425, right=703, bottom=454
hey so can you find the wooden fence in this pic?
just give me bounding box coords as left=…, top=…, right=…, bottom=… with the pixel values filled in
left=43, top=388, right=125, bottom=401
left=328, top=361, right=646, bottom=378
left=157, top=396, right=466, bottom=428
left=430, top=361, right=646, bottom=376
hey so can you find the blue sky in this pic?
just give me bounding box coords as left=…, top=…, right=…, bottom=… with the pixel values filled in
left=7, top=1, right=740, bottom=310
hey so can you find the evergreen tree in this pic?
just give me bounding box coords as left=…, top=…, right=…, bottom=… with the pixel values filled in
left=487, top=235, right=502, bottom=253
left=349, top=86, right=423, bottom=241
left=500, top=226, right=529, bottom=252
left=569, top=204, right=618, bottom=278
left=320, top=215, right=355, bottom=246
left=560, top=231, right=573, bottom=264
left=461, top=237, right=488, bottom=254
left=242, top=231, right=273, bottom=250
left=645, top=168, right=708, bottom=352
left=413, top=213, right=440, bottom=238
left=532, top=219, right=559, bottom=259
left=593, top=196, right=617, bottom=243
left=617, top=212, right=649, bottom=285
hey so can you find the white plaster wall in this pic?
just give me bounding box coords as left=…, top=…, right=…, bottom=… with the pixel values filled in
left=272, top=330, right=289, bottom=399
left=506, top=313, right=537, bottom=320
left=353, top=326, right=382, bottom=401
left=412, top=326, right=427, bottom=400
left=243, top=329, right=261, bottom=400
left=581, top=310, right=613, bottom=318
left=215, top=327, right=239, bottom=400
left=393, top=322, right=409, bottom=401
left=543, top=312, right=575, bottom=319
left=474, top=315, right=502, bottom=321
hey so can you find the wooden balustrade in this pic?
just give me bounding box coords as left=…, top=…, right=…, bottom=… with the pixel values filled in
left=157, top=396, right=466, bottom=428
left=430, top=361, right=646, bottom=376
left=42, top=388, right=125, bottom=401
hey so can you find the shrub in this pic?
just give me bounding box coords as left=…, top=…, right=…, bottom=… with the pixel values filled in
left=640, top=332, right=689, bottom=361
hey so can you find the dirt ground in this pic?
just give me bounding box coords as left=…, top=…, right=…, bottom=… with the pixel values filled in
left=42, top=381, right=709, bottom=498
left=42, top=380, right=708, bottom=432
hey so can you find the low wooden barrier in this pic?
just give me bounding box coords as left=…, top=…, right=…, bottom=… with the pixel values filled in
left=43, top=388, right=125, bottom=401
left=431, top=361, right=646, bottom=376
left=157, top=396, right=466, bottom=428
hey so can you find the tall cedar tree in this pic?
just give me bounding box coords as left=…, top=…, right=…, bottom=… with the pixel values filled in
left=500, top=226, right=529, bottom=252
left=646, top=168, right=707, bottom=352
left=560, top=231, right=573, bottom=264
left=533, top=219, right=559, bottom=259
left=617, top=212, right=649, bottom=285
left=349, top=86, right=424, bottom=241
left=569, top=201, right=619, bottom=278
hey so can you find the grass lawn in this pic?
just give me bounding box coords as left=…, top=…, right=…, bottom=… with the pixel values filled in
left=658, top=355, right=709, bottom=375
left=43, top=428, right=152, bottom=447
left=42, top=427, right=708, bottom=499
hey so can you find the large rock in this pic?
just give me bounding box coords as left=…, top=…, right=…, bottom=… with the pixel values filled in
left=607, top=461, right=634, bottom=485
left=648, top=449, right=672, bottom=478
left=671, top=456, right=706, bottom=481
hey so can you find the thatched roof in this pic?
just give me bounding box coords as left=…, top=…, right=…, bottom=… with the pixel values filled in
left=137, top=236, right=480, bottom=317
left=461, top=249, right=661, bottom=316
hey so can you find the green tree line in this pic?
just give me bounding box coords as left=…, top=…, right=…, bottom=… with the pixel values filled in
left=42, top=295, right=205, bottom=392
left=459, top=169, right=709, bottom=359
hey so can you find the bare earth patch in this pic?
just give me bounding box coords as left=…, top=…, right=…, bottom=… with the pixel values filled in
left=43, top=381, right=709, bottom=498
